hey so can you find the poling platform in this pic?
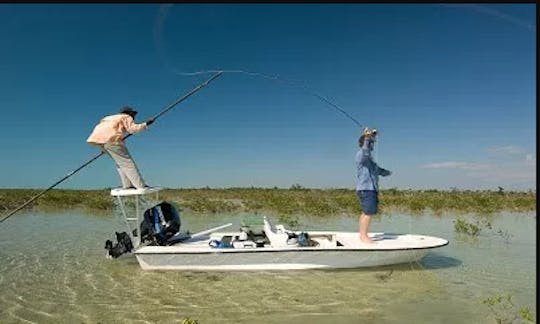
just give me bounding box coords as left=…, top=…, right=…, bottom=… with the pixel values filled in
left=111, top=187, right=163, bottom=247
left=110, top=187, right=163, bottom=197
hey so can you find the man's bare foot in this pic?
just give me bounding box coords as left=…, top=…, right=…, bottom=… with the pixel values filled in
left=360, top=236, right=376, bottom=244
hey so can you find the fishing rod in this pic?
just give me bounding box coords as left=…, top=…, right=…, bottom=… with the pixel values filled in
left=180, top=70, right=382, bottom=162
left=0, top=71, right=223, bottom=224
left=186, top=70, right=386, bottom=164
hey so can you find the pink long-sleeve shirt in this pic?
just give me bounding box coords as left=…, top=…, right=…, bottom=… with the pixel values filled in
left=86, top=113, right=148, bottom=144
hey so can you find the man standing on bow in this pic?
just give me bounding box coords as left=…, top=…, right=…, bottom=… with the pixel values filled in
left=355, top=127, right=392, bottom=244
left=87, top=106, right=155, bottom=189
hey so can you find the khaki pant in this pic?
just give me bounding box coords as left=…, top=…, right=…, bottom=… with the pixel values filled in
left=101, top=142, right=146, bottom=189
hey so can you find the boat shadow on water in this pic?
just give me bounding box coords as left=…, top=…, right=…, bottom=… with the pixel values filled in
left=417, top=253, right=462, bottom=269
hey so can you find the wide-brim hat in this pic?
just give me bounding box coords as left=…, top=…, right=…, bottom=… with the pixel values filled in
left=120, top=106, right=138, bottom=116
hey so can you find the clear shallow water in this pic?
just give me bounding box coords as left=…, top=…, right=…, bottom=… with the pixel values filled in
left=0, top=209, right=535, bottom=323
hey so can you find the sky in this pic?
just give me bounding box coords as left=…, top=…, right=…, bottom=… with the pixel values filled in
left=0, top=4, right=536, bottom=191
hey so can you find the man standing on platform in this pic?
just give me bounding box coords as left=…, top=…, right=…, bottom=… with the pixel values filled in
left=87, top=106, right=154, bottom=189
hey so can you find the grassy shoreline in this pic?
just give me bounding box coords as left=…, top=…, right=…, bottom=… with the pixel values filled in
left=0, top=187, right=535, bottom=216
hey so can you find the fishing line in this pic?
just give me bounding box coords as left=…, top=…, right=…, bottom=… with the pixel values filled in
left=153, top=6, right=365, bottom=135
left=176, top=69, right=364, bottom=129
left=153, top=4, right=363, bottom=129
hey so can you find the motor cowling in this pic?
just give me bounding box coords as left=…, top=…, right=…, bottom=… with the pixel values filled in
left=140, top=201, right=181, bottom=246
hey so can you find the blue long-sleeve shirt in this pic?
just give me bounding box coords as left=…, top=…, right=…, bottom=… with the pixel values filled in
left=355, top=140, right=391, bottom=191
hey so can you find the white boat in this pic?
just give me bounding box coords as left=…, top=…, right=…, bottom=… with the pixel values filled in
left=109, top=187, right=449, bottom=271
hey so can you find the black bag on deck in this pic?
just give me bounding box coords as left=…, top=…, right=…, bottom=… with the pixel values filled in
left=297, top=232, right=318, bottom=247
left=140, top=201, right=181, bottom=246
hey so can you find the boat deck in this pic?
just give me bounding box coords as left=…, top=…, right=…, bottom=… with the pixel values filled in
left=136, top=231, right=448, bottom=254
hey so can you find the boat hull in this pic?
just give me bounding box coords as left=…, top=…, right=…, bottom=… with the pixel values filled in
left=134, top=232, right=448, bottom=271
left=135, top=248, right=430, bottom=271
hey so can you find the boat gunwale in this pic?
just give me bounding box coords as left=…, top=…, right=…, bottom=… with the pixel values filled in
left=134, top=241, right=449, bottom=254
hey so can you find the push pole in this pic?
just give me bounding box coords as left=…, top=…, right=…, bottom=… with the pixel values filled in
left=0, top=71, right=224, bottom=223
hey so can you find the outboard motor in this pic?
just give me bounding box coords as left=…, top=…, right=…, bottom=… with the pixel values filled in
left=140, top=201, right=181, bottom=246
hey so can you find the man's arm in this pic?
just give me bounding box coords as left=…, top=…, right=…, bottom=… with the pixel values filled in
left=359, top=137, right=373, bottom=164
left=122, top=115, right=148, bottom=134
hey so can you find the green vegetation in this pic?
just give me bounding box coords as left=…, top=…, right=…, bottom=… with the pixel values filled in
left=0, top=187, right=535, bottom=217
left=181, top=318, right=199, bottom=324
left=453, top=218, right=482, bottom=236
left=482, top=293, right=535, bottom=323
left=0, top=189, right=113, bottom=213
left=453, top=216, right=494, bottom=236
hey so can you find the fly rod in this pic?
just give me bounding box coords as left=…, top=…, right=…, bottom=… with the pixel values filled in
left=0, top=71, right=223, bottom=224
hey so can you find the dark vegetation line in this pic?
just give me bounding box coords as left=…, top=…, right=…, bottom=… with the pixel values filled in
left=0, top=187, right=535, bottom=216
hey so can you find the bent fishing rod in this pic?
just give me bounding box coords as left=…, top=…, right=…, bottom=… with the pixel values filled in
left=0, top=71, right=223, bottom=224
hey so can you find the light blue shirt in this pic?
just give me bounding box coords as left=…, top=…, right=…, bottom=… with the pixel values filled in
left=355, top=140, right=391, bottom=191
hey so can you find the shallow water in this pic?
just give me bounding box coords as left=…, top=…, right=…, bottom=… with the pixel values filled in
left=0, top=208, right=535, bottom=323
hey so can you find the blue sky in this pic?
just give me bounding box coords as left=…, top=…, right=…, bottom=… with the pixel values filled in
left=0, top=4, right=536, bottom=190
